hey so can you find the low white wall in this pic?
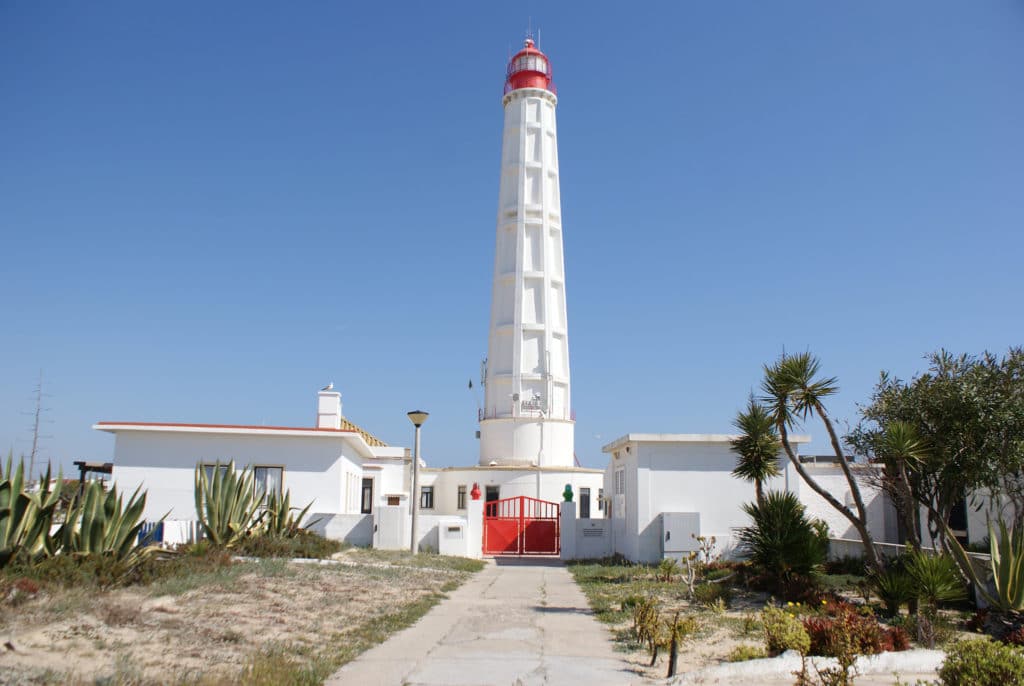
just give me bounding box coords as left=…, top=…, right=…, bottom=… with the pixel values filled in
left=573, top=518, right=613, bottom=560
left=560, top=502, right=614, bottom=561
left=416, top=514, right=470, bottom=555
left=309, top=513, right=374, bottom=547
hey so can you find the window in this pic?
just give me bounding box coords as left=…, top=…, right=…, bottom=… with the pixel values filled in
left=387, top=495, right=400, bottom=507
left=457, top=485, right=466, bottom=510
left=201, top=463, right=229, bottom=484
left=486, top=485, right=500, bottom=502
left=598, top=488, right=605, bottom=512
left=198, top=463, right=230, bottom=508
left=614, top=469, right=625, bottom=495
left=253, top=466, right=283, bottom=501
left=580, top=487, right=591, bottom=518
left=420, top=486, right=434, bottom=510
left=361, top=478, right=373, bottom=514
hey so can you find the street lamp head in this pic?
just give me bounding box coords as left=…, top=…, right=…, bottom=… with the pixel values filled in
left=407, top=410, right=429, bottom=427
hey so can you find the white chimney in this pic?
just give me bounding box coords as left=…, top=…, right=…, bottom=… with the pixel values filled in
left=316, top=387, right=342, bottom=429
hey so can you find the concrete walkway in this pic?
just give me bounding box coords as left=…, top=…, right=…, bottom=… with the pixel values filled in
left=328, top=557, right=644, bottom=686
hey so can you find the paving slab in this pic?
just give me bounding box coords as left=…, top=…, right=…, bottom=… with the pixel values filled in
left=328, top=557, right=645, bottom=686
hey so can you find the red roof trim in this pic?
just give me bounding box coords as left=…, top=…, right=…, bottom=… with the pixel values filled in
left=95, top=421, right=355, bottom=434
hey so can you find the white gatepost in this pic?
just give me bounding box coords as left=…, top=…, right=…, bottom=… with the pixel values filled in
left=560, top=499, right=576, bottom=561
left=466, top=483, right=484, bottom=559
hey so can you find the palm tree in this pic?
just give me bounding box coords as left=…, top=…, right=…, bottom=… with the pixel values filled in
left=879, top=421, right=930, bottom=550
left=760, top=351, right=884, bottom=575
left=730, top=398, right=782, bottom=506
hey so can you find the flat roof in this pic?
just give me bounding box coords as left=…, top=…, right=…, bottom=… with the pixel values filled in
left=91, top=420, right=383, bottom=459
left=94, top=421, right=358, bottom=438
left=602, top=432, right=812, bottom=453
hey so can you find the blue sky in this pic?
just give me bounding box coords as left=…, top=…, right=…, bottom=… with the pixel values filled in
left=1, top=2, right=1021, bottom=472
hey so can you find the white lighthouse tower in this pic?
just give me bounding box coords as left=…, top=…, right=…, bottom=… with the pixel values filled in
left=480, top=39, right=574, bottom=469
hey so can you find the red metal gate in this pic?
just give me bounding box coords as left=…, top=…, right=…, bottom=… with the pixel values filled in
left=483, top=496, right=560, bottom=555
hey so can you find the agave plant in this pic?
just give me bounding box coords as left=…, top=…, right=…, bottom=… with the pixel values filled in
left=0, top=455, right=63, bottom=568
left=54, top=480, right=156, bottom=564
left=948, top=518, right=1024, bottom=611
left=263, top=489, right=316, bottom=538
left=195, top=461, right=265, bottom=547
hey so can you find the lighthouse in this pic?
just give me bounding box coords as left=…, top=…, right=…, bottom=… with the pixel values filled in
left=480, top=39, right=574, bottom=469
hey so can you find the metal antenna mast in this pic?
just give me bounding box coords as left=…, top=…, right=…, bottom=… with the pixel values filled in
left=25, top=370, right=52, bottom=478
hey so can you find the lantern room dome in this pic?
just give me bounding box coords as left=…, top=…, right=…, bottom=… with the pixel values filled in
left=504, top=38, right=555, bottom=95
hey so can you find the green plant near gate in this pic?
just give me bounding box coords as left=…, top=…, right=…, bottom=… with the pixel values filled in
left=195, top=461, right=265, bottom=547
left=0, top=455, right=63, bottom=568
left=54, top=480, right=156, bottom=565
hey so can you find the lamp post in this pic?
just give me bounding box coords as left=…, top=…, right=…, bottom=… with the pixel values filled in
left=407, top=410, right=428, bottom=553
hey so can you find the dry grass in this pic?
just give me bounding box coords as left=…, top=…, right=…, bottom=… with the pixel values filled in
left=0, top=549, right=483, bottom=685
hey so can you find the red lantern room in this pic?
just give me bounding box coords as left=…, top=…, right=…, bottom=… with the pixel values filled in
left=504, top=38, right=555, bottom=95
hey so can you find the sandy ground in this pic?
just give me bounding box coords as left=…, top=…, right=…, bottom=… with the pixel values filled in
left=0, top=552, right=473, bottom=685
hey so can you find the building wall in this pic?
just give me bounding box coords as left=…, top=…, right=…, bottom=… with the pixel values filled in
left=362, top=458, right=410, bottom=511
left=607, top=449, right=639, bottom=560
left=602, top=437, right=902, bottom=564
left=790, top=464, right=892, bottom=542
left=613, top=441, right=788, bottom=563
left=110, top=431, right=363, bottom=521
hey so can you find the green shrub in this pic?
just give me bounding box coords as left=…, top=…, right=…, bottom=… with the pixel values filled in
left=620, top=594, right=645, bottom=611
left=803, top=602, right=897, bottom=657
left=705, top=566, right=734, bottom=582
left=632, top=596, right=663, bottom=665
left=2, top=544, right=238, bottom=590
left=824, top=555, right=868, bottom=576
left=658, top=557, right=679, bottom=582
left=693, top=581, right=733, bottom=608
left=762, top=604, right=811, bottom=656
left=726, top=644, right=767, bottom=662
left=938, top=639, right=1024, bottom=686
left=3, top=551, right=139, bottom=589
left=233, top=531, right=344, bottom=559
left=905, top=550, right=966, bottom=610
left=872, top=566, right=917, bottom=616
left=738, top=491, right=828, bottom=594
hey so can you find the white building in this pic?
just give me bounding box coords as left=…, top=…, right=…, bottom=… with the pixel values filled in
left=96, top=389, right=413, bottom=544
left=594, top=434, right=895, bottom=564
